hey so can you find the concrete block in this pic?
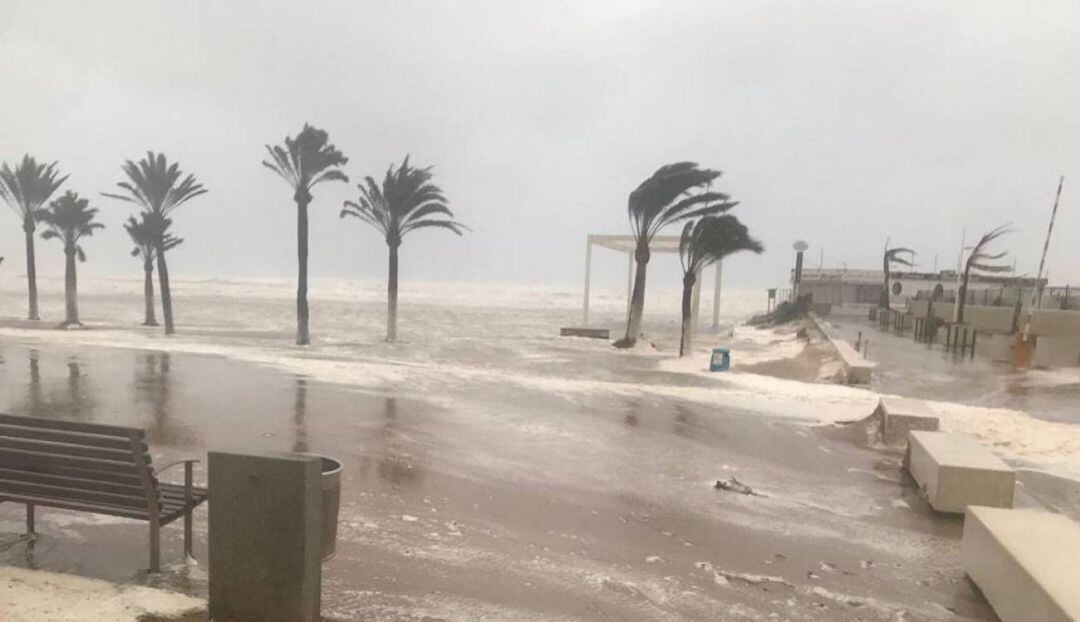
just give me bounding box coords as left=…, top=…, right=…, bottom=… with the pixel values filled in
left=905, top=431, right=1014, bottom=513
left=834, top=340, right=874, bottom=384
left=962, top=506, right=1080, bottom=622
left=876, top=397, right=938, bottom=446
left=1033, top=335, right=1080, bottom=368
left=209, top=452, right=322, bottom=622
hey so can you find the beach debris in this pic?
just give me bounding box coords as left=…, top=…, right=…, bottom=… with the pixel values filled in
left=714, top=476, right=765, bottom=497
left=817, top=561, right=837, bottom=573
left=860, top=559, right=874, bottom=569
left=645, top=555, right=662, bottom=563
left=401, top=514, right=419, bottom=522
left=807, top=571, right=821, bottom=580
left=716, top=570, right=795, bottom=589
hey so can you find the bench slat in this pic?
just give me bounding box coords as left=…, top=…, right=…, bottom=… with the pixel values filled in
left=0, top=414, right=143, bottom=439
left=0, top=436, right=139, bottom=463
left=0, top=467, right=144, bottom=497
left=0, top=451, right=145, bottom=484
left=0, top=493, right=150, bottom=521
left=0, top=447, right=147, bottom=475
left=0, top=478, right=150, bottom=510
left=0, top=423, right=142, bottom=451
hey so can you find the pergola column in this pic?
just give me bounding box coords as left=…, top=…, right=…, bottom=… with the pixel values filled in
left=711, top=260, right=723, bottom=330
left=582, top=236, right=593, bottom=325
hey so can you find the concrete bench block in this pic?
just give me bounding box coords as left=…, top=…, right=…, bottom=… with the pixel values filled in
left=834, top=340, right=874, bottom=384
left=962, top=506, right=1080, bottom=622
left=905, top=431, right=1014, bottom=513
left=876, top=396, right=939, bottom=446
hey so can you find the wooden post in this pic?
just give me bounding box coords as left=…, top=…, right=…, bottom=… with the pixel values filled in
left=582, top=237, right=592, bottom=325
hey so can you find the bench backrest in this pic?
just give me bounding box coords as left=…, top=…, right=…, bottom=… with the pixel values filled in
left=0, top=413, right=159, bottom=518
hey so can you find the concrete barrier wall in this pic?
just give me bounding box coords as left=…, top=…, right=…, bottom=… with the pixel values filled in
left=1029, top=309, right=1080, bottom=336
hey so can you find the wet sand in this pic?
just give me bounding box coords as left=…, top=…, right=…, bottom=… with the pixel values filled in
left=0, top=337, right=1028, bottom=621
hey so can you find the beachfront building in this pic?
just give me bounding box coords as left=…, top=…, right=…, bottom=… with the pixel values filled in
left=791, top=268, right=1057, bottom=313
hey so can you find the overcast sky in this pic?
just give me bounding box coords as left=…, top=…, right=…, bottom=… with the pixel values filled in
left=2, top=0, right=1079, bottom=291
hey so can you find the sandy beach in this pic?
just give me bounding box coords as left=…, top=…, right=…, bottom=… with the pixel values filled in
left=1, top=276, right=1078, bottom=620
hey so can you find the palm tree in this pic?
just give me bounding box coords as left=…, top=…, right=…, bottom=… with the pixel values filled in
left=263, top=124, right=350, bottom=345
left=341, top=156, right=465, bottom=342
left=956, top=224, right=1012, bottom=324
left=125, top=213, right=183, bottom=327
left=677, top=215, right=762, bottom=356
left=0, top=155, right=68, bottom=320
left=616, top=162, right=734, bottom=348
left=37, top=191, right=104, bottom=326
left=103, top=152, right=206, bottom=335
left=880, top=246, right=914, bottom=310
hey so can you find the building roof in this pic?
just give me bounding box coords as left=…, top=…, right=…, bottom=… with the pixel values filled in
left=793, top=268, right=1046, bottom=288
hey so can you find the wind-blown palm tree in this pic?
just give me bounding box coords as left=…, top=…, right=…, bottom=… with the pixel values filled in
left=103, top=152, right=206, bottom=335
left=341, top=156, right=465, bottom=342
left=957, top=224, right=1012, bottom=324
left=263, top=124, right=350, bottom=345
left=616, top=162, right=735, bottom=348
left=0, top=155, right=68, bottom=320
left=124, top=213, right=183, bottom=327
left=880, top=246, right=914, bottom=310
left=37, top=191, right=104, bottom=326
left=677, top=215, right=762, bottom=356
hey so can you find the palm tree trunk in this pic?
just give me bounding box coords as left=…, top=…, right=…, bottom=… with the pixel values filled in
left=679, top=272, right=695, bottom=357
left=64, top=247, right=78, bottom=326
left=296, top=198, right=311, bottom=346
left=155, top=242, right=175, bottom=335
left=957, top=267, right=971, bottom=324
left=621, top=243, right=651, bottom=346
left=143, top=260, right=158, bottom=326
left=24, top=219, right=39, bottom=320
left=387, top=242, right=399, bottom=343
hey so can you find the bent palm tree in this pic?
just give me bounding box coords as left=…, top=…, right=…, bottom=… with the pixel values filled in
left=125, top=214, right=183, bottom=327
left=263, top=124, right=349, bottom=345
left=677, top=215, right=763, bottom=356
left=341, top=156, right=465, bottom=342
left=617, top=162, right=734, bottom=348
left=37, top=191, right=104, bottom=326
left=957, top=224, right=1012, bottom=324
left=880, top=246, right=914, bottom=310
left=103, top=152, right=206, bottom=335
left=0, top=155, right=68, bottom=320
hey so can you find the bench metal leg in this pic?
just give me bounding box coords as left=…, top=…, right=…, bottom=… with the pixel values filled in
left=25, top=503, right=35, bottom=541
left=149, top=518, right=161, bottom=573
left=184, top=461, right=193, bottom=559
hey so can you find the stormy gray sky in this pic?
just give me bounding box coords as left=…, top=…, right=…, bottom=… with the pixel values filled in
left=2, top=0, right=1079, bottom=291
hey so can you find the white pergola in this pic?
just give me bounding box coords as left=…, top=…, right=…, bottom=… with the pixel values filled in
left=582, top=234, right=723, bottom=329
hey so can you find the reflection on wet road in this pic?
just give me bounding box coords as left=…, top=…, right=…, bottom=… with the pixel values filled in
left=0, top=339, right=1014, bottom=620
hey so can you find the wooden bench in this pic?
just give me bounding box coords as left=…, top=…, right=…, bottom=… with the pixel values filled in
left=962, top=506, right=1080, bottom=621
left=0, top=413, right=207, bottom=572
left=905, top=431, right=1014, bottom=513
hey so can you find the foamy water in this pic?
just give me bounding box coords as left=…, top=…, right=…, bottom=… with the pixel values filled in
left=1, top=273, right=1079, bottom=478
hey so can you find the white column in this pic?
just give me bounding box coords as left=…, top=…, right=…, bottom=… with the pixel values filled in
left=582, top=237, right=592, bottom=325
left=691, top=273, right=702, bottom=332
left=711, top=259, right=723, bottom=330
left=626, top=252, right=634, bottom=315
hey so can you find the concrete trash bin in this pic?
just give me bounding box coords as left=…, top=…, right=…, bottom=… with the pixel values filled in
left=709, top=347, right=731, bottom=372
left=316, top=456, right=343, bottom=562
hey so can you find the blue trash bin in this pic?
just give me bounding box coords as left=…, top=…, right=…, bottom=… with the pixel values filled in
left=709, top=347, right=731, bottom=372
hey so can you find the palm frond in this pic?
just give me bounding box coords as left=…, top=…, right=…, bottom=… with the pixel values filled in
left=0, top=155, right=68, bottom=220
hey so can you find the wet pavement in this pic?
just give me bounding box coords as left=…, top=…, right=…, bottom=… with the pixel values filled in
left=823, top=314, right=1080, bottom=424
left=0, top=337, right=1024, bottom=621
